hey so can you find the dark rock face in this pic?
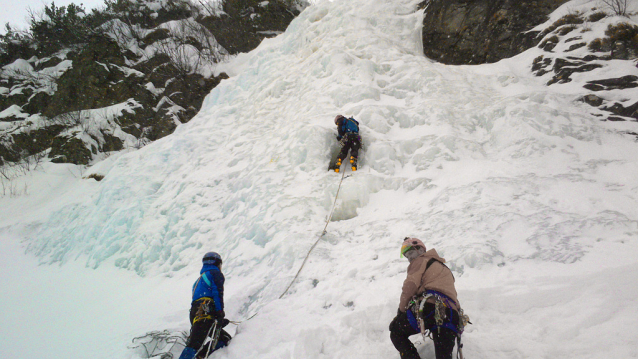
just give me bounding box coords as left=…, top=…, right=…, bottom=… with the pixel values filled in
left=584, top=76, right=638, bottom=92
left=49, top=136, right=93, bottom=165
left=546, top=58, right=603, bottom=85
left=602, top=101, right=638, bottom=121
left=419, top=0, right=569, bottom=64
left=200, top=0, right=298, bottom=54
left=43, top=36, right=143, bottom=118
left=3, top=125, right=66, bottom=162
left=579, top=94, right=604, bottom=107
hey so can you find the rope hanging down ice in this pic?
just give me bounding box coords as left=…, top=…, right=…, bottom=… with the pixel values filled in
left=278, top=168, right=347, bottom=299
left=229, top=169, right=348, bottom=324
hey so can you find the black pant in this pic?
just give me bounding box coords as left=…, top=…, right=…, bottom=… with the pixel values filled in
left=337, top=133, right=361, bottom=162
left=389, top=304, right=458, bottom=359
left=185, top=300, right=231, bottom=358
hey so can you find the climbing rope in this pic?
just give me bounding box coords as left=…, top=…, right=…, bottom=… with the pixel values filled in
left=278, top=168, right=347, bottom=299
left=230, top=168, right=349, bottom=324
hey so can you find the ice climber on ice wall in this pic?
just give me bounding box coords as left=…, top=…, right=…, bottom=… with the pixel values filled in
left=179, top=252, right=232, bottom=359
left=332, top=114, right=362, bottom=172
left=390, top=238, right=470, bottom=359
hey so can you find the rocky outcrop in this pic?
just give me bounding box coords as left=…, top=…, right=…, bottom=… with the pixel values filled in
left=419, top=0, right=569, bottom=64
left=43, top=36, right=142, bottom=118
left=584, top=76, right=638, bottom=92
left=1, top=0, right=301, bottom=167
left=531, top=10, right=638, bottom=124
left=1, top=125, right=65, bottom=162
left=588, top=22, right=638, bottom=60
left=418, top=0, right=637, bottom=134
left=201, top=0, right=299, bottom=54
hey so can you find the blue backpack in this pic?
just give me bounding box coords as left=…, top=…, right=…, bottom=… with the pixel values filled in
left=343, top=118, right=359, bottom=134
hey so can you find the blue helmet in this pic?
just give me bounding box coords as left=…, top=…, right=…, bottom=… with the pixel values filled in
left=202, top=251, right=222, bottom=266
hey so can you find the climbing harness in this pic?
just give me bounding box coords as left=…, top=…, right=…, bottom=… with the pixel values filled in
left=192, top=298, right=214, bottom=324
left=408, top=290, right=471, bottom=359
left=409, top=291, right=457, bottom=334
left=406, top=258, right=471, bottom=359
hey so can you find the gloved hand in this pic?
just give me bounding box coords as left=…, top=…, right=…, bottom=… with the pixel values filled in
left=221, top=318, right=230, bottom=328
left=336, top=135, right=342, bottom=141
left=214, top=310, right=225, bottom=320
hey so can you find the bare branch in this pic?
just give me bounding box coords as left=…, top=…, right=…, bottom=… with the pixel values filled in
left=599, top=0, right=629, bottom=16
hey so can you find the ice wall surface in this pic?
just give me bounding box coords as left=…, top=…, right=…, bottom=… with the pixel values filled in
left=3, top=0, right=638, bottom=358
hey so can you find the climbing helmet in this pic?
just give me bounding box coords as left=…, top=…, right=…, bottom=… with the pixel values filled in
left=203, top=251, right=222, bottom=266
left=400, top=237, right=425, bottom=257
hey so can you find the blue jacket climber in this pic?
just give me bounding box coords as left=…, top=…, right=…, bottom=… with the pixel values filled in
left=179, top=252, right=232, bottom=359
left=192, top=262, right=225, bottom=312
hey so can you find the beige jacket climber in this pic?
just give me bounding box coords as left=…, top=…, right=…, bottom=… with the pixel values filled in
left=399, top=248, right=460, bottom=312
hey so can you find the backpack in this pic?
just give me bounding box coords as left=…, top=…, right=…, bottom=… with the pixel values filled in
left=343, top=118, right=359, bottom=134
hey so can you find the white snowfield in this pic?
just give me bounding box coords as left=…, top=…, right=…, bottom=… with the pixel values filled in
left=2, top=0, right=638, bottom=358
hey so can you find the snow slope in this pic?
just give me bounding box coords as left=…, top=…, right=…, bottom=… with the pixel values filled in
left=2, top=0, right=638, bottom=358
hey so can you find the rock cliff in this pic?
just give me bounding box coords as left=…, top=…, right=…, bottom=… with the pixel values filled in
left=419, top=0, right=569, bottom=64
left=0, top=0, right=304, bottom=166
